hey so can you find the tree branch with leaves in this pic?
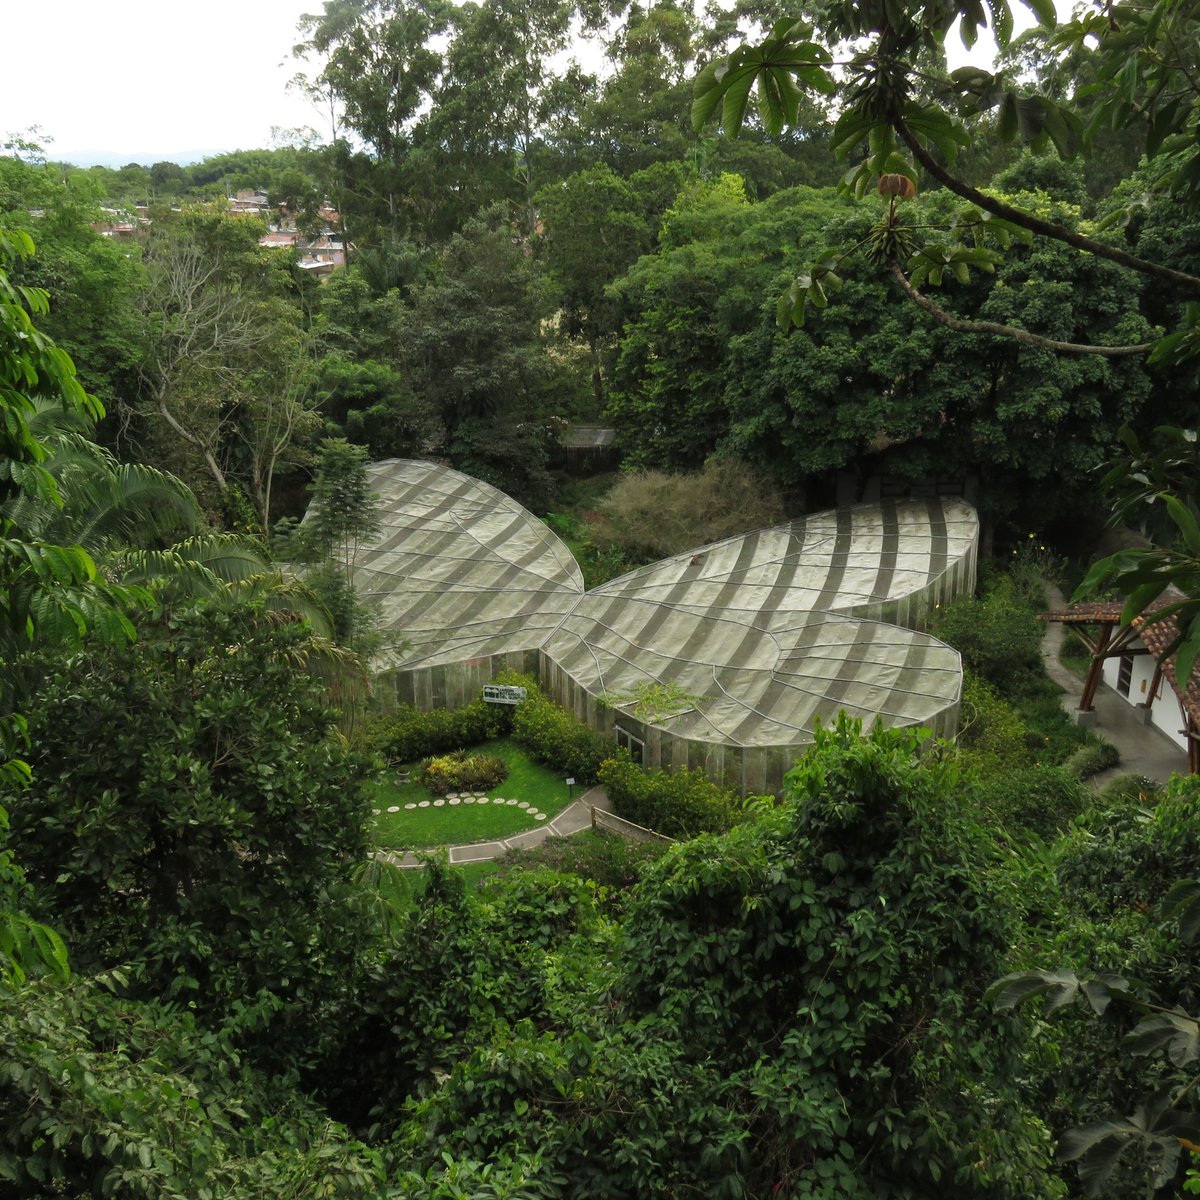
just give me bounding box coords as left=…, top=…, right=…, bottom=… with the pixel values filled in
left=692, top=1, right=1200, bottom=359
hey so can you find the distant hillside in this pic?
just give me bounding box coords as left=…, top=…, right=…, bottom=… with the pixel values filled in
left=52, top=147, right=234, bottom=168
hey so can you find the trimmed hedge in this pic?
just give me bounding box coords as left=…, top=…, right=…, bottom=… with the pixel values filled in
left=364, top=698, right=510, bottom=764
left=598, top=754, right=740, bottom=839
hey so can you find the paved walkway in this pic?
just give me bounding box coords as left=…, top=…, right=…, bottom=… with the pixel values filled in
left=1040, top=582, right=1188, bottom=786
left=376, top=785, right=615, bottom=869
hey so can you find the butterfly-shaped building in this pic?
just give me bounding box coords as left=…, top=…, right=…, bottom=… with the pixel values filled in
left=353, top=460, right=978, bottom=794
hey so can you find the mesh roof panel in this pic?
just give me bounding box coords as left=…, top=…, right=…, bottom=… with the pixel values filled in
left=350, top=462, right=977, bottom=750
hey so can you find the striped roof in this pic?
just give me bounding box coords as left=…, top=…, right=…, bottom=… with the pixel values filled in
left=355, top=460, right=583, bottom=668
left=349, top=462, right=976, bottom=750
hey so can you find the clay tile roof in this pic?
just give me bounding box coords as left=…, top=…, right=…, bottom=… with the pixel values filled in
left=1135, top=609, right=1200, bottom=731
left=1038, top=600, right=1127, bottom=623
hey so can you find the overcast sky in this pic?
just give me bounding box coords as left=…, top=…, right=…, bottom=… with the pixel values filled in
left=2, top=1, right=325, bottom=165
left=3, top=1, right=1053, bottom=167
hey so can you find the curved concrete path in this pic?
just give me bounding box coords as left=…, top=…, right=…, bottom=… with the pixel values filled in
left=1040, top=581, right=1187, bottom=786
left=376, top=785, right=615, bottom=869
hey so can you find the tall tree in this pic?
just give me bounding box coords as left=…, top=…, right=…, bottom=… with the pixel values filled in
left=0, top=228, right=148, bottom=985
left=536, top=163, right=651, bottom=408
left=132, top=211, right=309, bottom=511
left=294, top=0, right=451, bottom=237
left=7, top=603, right=372, bottom=1070
left=428, top=0, right=581, bottom=238
left=401, top=206, right=564, bottom=505
left=691, top=0, right=1200, bottom=354
left=572, top=0, right=699, bottom=174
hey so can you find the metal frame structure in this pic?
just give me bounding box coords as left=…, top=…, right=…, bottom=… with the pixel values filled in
left=352, top=460, right=980, bottom=793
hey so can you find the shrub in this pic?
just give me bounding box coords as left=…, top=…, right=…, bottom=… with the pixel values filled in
left=417, top=752, right=508, bottom=796
left=933, top=577, right=1043, bottom=694
left=510, top=689, right=609, bottom=783
left=1064, top=738, right=1121, bottom=779
left=956, top=673, right=1029, bottom=769
left=363, top=698, right=510, bottom=765
left=972, top=764, right=1091, bottom=841
left=1098, top=772, right=1163, bottom=808
left=591, top=457, right=785, bottom=562
left=492, top=832, right=668, bottom=914
left=1014, top=686, right=1094, bottom=765
left=598, top=755, right=741, bottom=838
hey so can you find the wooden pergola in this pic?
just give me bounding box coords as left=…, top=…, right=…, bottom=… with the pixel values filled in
left=1039, top=599, right=1200, bottom=774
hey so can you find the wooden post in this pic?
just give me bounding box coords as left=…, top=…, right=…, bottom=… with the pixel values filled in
left=1078, top=621, right=1115, bottom=712
left=1144, top=661, right=1164, bottom=712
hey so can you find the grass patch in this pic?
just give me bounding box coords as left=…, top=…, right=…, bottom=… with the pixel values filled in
left=368, top=737, right=574, bottom=850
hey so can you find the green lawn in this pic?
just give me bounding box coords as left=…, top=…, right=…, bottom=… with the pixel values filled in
left=368, top=738, right=575, bottom=849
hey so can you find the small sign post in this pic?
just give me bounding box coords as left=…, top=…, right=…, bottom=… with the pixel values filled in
left=566, top=776, right=575, bottom=801
left=482, top=684, right=528, bottom=706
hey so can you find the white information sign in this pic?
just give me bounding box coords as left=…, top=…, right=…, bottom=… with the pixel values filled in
left=482, top=684, right=528, bottom=706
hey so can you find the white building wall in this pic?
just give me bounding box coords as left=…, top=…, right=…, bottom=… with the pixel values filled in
left=1100, top=642, right=1189, bottom=752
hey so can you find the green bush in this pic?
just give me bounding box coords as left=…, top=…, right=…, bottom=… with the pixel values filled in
left=957, top=673, right=1030, bottom=769
left=492, top=832, right=668, bottom=914
left=1064, top=738, right=1121, bottom=779
left=364, top=673, right=613, bottom=783
left=598, top=755, right=741, bottom=838
left=510, top=688, right=610, bottom=783
left=1098, top=772, right=1164, bottom=807
left=416, top=752, right=508, bottom=796
left=363, top=698, right=510, bottom=764
left=933, top=578, right=1043, bottom=694
left=1014, top=685, right=1094, bottom=764
left=972, top=764, right=1091, bottom=841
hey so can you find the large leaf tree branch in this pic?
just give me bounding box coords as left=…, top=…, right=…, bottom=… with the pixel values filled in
left=893, top=117, right=1200, bottom=295
left=888, top=259, right=1157, bottom=356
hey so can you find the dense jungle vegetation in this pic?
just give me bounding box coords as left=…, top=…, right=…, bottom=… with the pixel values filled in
left=5, top=0, right=1200, bottom=1194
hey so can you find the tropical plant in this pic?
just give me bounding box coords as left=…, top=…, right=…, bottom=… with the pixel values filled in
left=0, top=227, right=147, bottom=984
left=6, top=602, right=373, bottom=1068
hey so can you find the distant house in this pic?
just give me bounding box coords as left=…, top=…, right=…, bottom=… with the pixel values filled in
left=260, top=226, right=348, bottom=277
left=258, top=230, right=298, bottom=249
left=91, top=206, right=146, bottom=241
left=229, top=189, right=270, bottom=215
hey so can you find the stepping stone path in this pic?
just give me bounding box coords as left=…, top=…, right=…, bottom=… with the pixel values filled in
left=373, top=792, right=548, bottom=822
